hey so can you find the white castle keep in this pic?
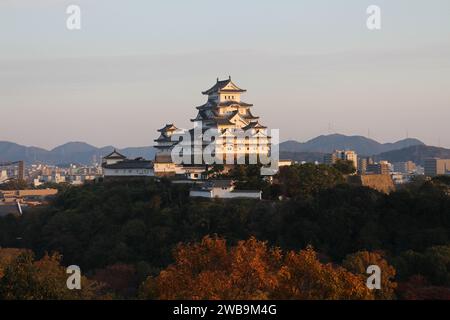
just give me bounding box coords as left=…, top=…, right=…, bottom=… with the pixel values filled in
left=154, top=77, right=273, bottom=177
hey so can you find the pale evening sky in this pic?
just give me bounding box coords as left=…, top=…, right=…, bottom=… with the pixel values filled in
left=0, top=0, right=449, bottom=149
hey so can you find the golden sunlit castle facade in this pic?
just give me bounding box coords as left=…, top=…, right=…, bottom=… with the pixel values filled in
left=154, top=77, right=272, bottom=177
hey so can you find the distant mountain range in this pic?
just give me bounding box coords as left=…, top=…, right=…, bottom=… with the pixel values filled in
left=0, top=134, right=446, bottom=166
left=375, top=145, right=450, bottom=166
left=0, top=141, right=155, bottom=165
left=279, top=134, right=424, bottom=156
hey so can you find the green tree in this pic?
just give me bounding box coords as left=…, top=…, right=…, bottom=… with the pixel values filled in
left=332, top=159, right=356, bottom=175
left=0, top=251, right=104, bottom=300
left=276, top=163, right=345, bottom=198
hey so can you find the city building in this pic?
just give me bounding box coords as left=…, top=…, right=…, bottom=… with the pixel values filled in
left=391, top=172, right=414, bottom=185
left=366, top=161, right=391, bottom=175
left=189, top=180, right=262, bottom=200
left=1, top=189, right=58, bottom=203
left=324, top=150, right=358, bottom=171
left=0, top=170, right=8, bottom=184
left=424, top=158, right=450, bottom=177
left=393, top=161, right=417, bottom=174
left=357, top=157, right=374, bottom=175
left=0, top=161, right=25, bottom=183
left=102, top=150, right=154, bottom=179
left=30, top=163, right=102, bottom=186
left=154, top=77, right=271, bottom=177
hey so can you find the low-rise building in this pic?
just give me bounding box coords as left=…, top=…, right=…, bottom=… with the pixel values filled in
left=1, top=189, right=58, bottom=203
left=190, top=180, right=262, bottom=200
left=102, top=150, right=154, bottom=179
left=1, top=189, right=58, bottom=215
left=357, top=157, right=373, bottom=175
left=391, top=172, right=413, bottom=185
left=393, top=161, right=417, bottom=174
left=0, top=170, right=8, bottom=184
left=366, top=161, right=391, bottom=175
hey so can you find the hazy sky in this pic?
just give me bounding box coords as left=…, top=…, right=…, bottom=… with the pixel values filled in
left=1, top=0, right=449, bottom=149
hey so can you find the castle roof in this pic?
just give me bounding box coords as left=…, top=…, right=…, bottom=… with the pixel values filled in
left=190, top=110, right=209, bottom=121
left=241, top=110, right=259, bottom=120
left=242, top=121, right=267, bottom=130
left=154, top=136, right=173, bottom=143
left=157, top=124, right=178, bottom=133
left=103, top=149, right=127, bottom=159
left=216, top=118, right=235, bottom=126
left=196, top=101, right=253, bottom=112
left=218, top=101, right=253, bottom=107
left=202, top=77, right=246, bottom=95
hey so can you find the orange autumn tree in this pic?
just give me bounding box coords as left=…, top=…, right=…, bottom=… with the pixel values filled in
left=273, top=247, right=373, bottom=300
left=153, top=236, right=282, bottom=300
left=142, top=236, right=375, bottom=300
left=342, top=251, right=397, bottom=300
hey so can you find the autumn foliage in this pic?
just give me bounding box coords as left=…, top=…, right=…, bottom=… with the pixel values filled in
left=0, top=249, right=104, bottom=300
left=274, top=248, right=373, bottom=300
left=142, top=236, right=377, bottom=300
left=343, top=251, right=397, bottom=300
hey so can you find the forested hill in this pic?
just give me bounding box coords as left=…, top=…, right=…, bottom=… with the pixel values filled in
left=375, top=145, right=450, bottom=165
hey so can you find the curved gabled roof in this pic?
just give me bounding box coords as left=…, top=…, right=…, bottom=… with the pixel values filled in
left=157, top=124, right=178, bottom=133
left=242, top=121, right=267, bottom=131
left=202, top=77, right=246, bottom=95
left=216, top=118, right=235, bottom=126
left=104, top=149, right=127, bottom=159
left=218, top=101, right=253, bottom=107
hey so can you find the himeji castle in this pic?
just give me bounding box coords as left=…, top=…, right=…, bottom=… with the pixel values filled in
left=153, top=77, right=273, bottom=177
